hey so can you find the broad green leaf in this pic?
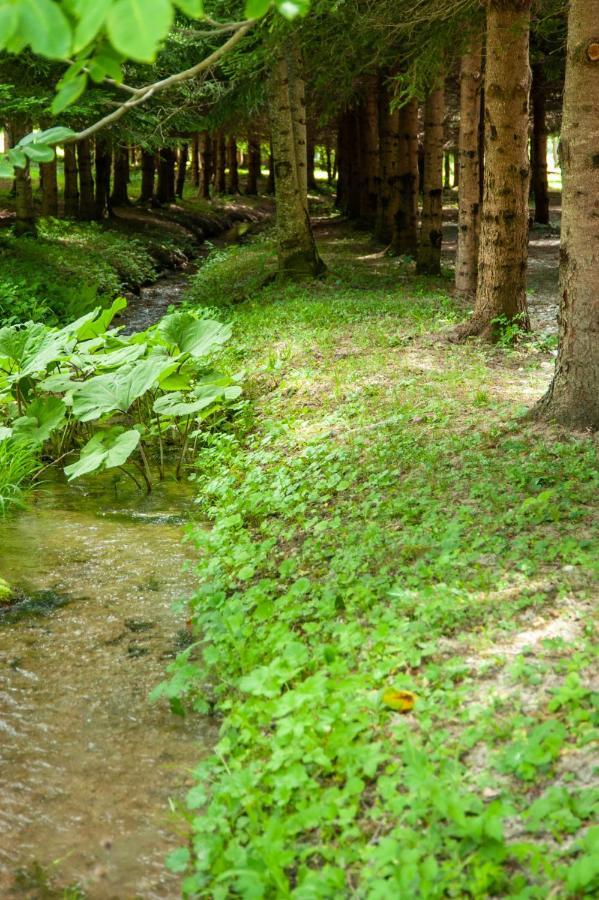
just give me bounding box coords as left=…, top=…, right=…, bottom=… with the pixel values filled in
left=71, top=356, right=175, bottom=421
left=19, top=126, right=76, bottom=147
left=73, top=0, right=114, bottom=52
left=23, top=144, right=55, bottom=163
left=0, top=4, right=18, bottom=49
left=0, top=322, right=73, bottom=381
left=0, top=159, right=14, bottom=178
left=245, top=0, right=271, bottom=17
left=12, top=397, right=66, bottom=445
left=174, top=0, right=203, bottom=15
left=65, top=427, right=140, bottom=480
left=17, top=0, right=72, bottom=58
left=107, top=0, right=173, bottom=62
left=51, top=74, right=88, bottom=114
left=8, top=148, right=27, bottom=169
left=89, top=46, right=124, bottom=82
left=157, top=312, right=231, bottom=358
left=153, top=376, right=242, bottom=418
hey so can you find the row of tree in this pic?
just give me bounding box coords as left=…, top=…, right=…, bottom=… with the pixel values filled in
left=0, top=0, right=597, bottom=429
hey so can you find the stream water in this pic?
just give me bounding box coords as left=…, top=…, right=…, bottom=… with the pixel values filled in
left=0, top=253, right=216, bottom=897
left=0, top=474, right=213, bottom=898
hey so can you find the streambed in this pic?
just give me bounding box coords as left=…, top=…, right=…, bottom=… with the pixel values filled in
left=0, top=475, right=212, bottom=898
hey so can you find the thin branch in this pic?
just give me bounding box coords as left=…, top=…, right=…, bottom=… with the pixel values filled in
left=66, top=21, right=255, bottom=144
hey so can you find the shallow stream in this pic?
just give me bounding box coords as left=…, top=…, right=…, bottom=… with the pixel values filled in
left=0, top=475, right=212, bottom=898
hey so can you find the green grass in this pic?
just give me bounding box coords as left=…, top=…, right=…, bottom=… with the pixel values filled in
left=154, top=223, right=598, bottom=898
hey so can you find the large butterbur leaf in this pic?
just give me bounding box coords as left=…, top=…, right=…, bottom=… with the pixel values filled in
left=11, top=397, right=66, bottom=445
left=64, top=427, right=140, bottom=480
left=153, top=374, right=242, bottom=418
left=71, top=355, right=176, bottom=421
left=0, top=322, right=73, bottom=381
left=157, top=312, right=232, bottom=358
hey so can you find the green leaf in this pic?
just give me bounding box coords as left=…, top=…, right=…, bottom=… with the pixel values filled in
left=51, top=74, right=88, bottom=114
left=17, top=0, right=72, bottom=58
left=157, top=312, right=231, bottom=358
left=106, top=0, right=173, bottom=62
left=8, top=148, right=27, bottom=169
left=22, top=144, right=55, bottom=163
left=64, top=427, right=140, bottom=480
left=23, top=126, right=76, bottom=146
left=173, top=0, right=203, bottom=15
left=276, top=0, right=310, bottom=19
left=245, top=0, right=271, bottom=17
left=71, top=356, right=175, bottom=421
left=73, top=0, right=114, bottom=52
left=12, top=397, right=66, bottom=445
left=0, top=158, right=14, bottom=178
left=166, top=846, right=190, bottom=874
left=0, top=4, right=18, bottom=49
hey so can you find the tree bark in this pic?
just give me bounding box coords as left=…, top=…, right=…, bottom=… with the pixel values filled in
left=140, top=149, right=155, bottom=203
left=40, top=156, right=58, bottom=217
left=156, top=147, right=176, bottom=204
left=417, top=82, right=445, bottom=275
left=214, top=132, right=226, bottom=193
left=455, top=37, right=483, bottom=296
left=190, top=134, right=200, bottom=187
left=266, top=143, right=275, bottom=194
left=375, top=74, right=401, bottom=243
left=199, top=132, right=212, bottom=199
left=95, top=136, right=111, bottom=219
left=458, top=0, right=532, bottom=340
left=246, top=133, right=261, bottom=194
left=111, top=145, right=130, bottom=206
left=268, top=37, right=324, bottom=279
left=226, top=136, right=240, bottom=193
left=392, top=98, right=419, bottom=256
left=357, top=78, right=379, bottom=224
left=77, top=139, right=95, bottom=220
left=531, top=62, right=550, bottom=224
left=176, top=143, right=188, bottom=198
left=288, top=43, right=308, bottom=203
left=63, top=143, right=79, bottom=218
left=535, top=0, right=599, bottom=428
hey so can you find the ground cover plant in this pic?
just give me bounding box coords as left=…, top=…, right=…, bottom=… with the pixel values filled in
left=155, top=224, right=599, bottom=898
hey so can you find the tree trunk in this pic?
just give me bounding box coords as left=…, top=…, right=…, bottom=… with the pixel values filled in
left=452, top=148, right=460, bottom=187
left=268, top=38, right=325, bottom=279
left=531, top=62, right=550, bottom=224
left=458, top=0, right=532, bottom=340
left=417, top=82, right=445, bottom=275
left=63, top=143, right=79, bottom=218
left=140, top=149, right=155, bottom=203
left=77, top=138, right=95, bottom=220
left=392, top=98, right=419, bottom=256
left=226, top=136, right=239, bottom=193
left=375, top=74, right=401, bottom=243
left=444, top=153, right=451, bottom=188
left=199, top=132, right=212, bottom=199
left=455, top=37, right=483, bottom=296
left=176, top=143, right=188, bottom=198
left=246, top=133, right=261, bottom=194
left=288, top=43, right=308, bottom=203
left=156, top=147, right=176, bottom=204
left=535, top=0, right=599, bottom=428
left=111, top=145, right=130, bottom=206
left=215, top=132, right=226, bottom=193
left=307, top=122, right=317, bottom=190
left=266, top=143, right=275, bottom=194
left=40, top=156, right=58, bottom=217
left=95, top=136, right=111, bottom=219
left=190, top=134, right=200, bottom=187
left=357, top=78, right=379, bottom=224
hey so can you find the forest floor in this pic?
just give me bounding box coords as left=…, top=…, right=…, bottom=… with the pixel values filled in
left=162, top=205, right=598, bottom=897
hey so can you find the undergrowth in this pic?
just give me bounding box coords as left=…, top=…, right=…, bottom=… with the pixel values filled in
left=154, top=227, right=598, bottom=898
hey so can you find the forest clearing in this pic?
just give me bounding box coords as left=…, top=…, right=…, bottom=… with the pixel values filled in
left=0, top=1, right=597, bottom=898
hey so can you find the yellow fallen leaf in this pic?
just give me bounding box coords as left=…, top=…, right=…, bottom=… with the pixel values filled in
left=382, top=688, right=416, bottom=713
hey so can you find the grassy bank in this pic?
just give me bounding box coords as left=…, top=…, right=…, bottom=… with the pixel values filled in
left=157, top=221, right=598, bottom=898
